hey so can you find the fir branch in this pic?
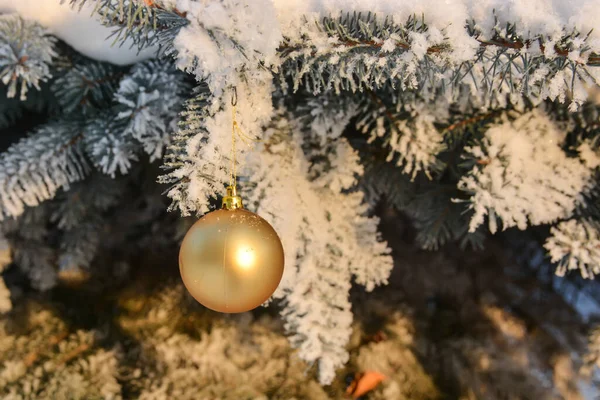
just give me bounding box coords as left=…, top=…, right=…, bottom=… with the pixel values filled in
left=360, top=159, right=483, bottom=250
left=158, top=83, right=219, bottom=215
left=242, top=111, right=392, bottom=384
left=410, top=184, right=485, bottom=251
left=442, top=109, right=504, bottom=135
left=281, top=30, right=600, bottom=67
left=84, top=113, right=138, bottom=177
left=357, top=91, right=446, bottom=179
left=0, top=15, right=57, bottom=101
left=65, top=0, right=189, bottom=54
left=0, top=121, right=90, bottom=221
left=280, top=12, right=600, bottom=109
left=544, top=219, right=600, bottom=279
left=1, top=201, right=58, bottom=291
left=458, top=110, right=595, bottom=234
left=52, top=60, right=124, bottom=115
left=52, top=175, right=122, bottom=271
left=115, top=59, right=191, bottom=161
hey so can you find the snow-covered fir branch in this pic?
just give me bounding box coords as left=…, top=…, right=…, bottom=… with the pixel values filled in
left=458, top=110, right=599, bottom=234
left=0, top=121, right=90, bottom=221
left=77, top=0, right=600, bottom=215
left=241, top=112, right=392, bottom=384
left=357, top=94, right=446, bottom=179
left=82, top=61, right=188, bottom=177
left=0, top=15, right=56, bottom=100
left=0, top=56, right=188, bottom=219
left=115, top=60, right=188, bottom=161
left=65, top=0, right=189, bottom=55
left=52, top=60, right=124, bottom=115
left=544, top=219, right=600, bottom=279
left=279, top=10, right=600, bottom=110
left=52, top=175, right=123, bottom=274
left=78, top=60, right=188, bottom=176
left=158, top=84, right=227, bottom=215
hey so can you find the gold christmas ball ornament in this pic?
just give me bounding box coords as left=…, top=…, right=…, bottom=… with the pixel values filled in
left=179, top=186, right=285, bottom=313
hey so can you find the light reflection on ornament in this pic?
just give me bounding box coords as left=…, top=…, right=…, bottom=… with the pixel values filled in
left=236, top=246, right=256, bottom=270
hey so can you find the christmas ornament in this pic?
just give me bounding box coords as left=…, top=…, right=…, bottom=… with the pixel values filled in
left=179, top=90, right=284, bottom=313
left=179, top=186, right=284, bottom=313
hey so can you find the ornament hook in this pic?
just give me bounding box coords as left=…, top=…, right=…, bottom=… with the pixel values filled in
left=229, top=87, right=238, bottom=190
left=231, top=86, right=237, bottom=106
left=225, top=86, right=253, bottom=210
left=222, top=185, right=244, bottom=210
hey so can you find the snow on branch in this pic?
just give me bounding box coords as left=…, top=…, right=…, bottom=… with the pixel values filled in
left=69, top=2, right=600, bottom=212
left=84, top=115, right=139, bottom=177
left=279, top=11, right=599, bottom=109
left=171, top=0, right=280, bottom=96
left=159, top=85, right=227, bottom=215
left=544, top=219, right=600, bottom=279
left=458, top=110, right=596, bottom=234
left=52, top=61, right=123, bottom=115
left=65, top=0, right=189, bottom=54
left=115, top=60, right=189, bottom=161
left=0, top=122, right=90, bottom=221
left=241, top=114, right=392, bottom=384
left=75, top=59, right=188, bottom=178
left=69, top=1, right=600, bottom=111
left=152, top=0, right=282, bottom=214
left=0, top=15, right=56, bottom=100
left=357, top=95, right=446, bottom=179
left=160, top=76, right=273, bottom=213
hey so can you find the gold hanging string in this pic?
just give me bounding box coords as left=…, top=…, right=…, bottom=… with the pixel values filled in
left=233, top=121, right=261, bottom=145
left=230, top=103, right=237, bottom=189
left=228, top=87, right=262, bottom=191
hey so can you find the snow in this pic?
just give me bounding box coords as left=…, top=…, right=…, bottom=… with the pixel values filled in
left=239, top=112, right=392, bottom=384
left=0, top=15, right=56, bottom=100
left=272, top=0, right=600, bottom=61
left=1, top=0, right=597, bottom=69
left=0, top=123, right=90, bottom=221
left=545, top=220, right=600, bottom=279
left=359, top=101, right=446, bottom=180
left=173, top=0, right=281, bottom=98
left=0, top=0, right=154, bottom=65
left=578, top=142, right=600, bottom=170
left=0, top=306, right=122, bottom=398
left=458, top=111, right=595, bottom=234
left=273, top=0, right=477, bottom=62
left=115, top=60, right=187, bottom=162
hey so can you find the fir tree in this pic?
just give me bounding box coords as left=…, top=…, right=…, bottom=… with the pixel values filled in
left=1, top=0, right=600, bottom=394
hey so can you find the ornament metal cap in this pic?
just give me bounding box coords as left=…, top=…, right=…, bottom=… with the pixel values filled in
left=222, top=185, right=244, bottom=210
